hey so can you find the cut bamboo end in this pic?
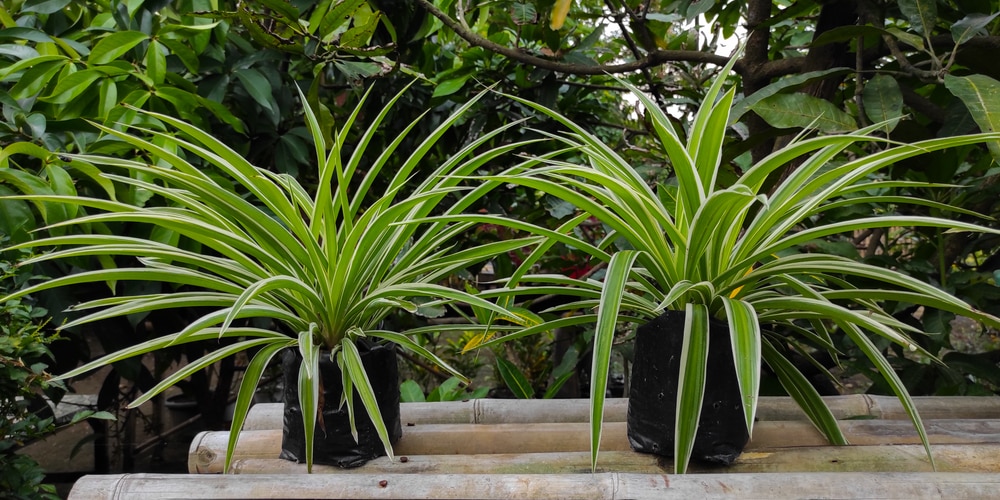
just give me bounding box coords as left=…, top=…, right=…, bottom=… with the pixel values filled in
left=68, top=471, right=1000, bottom=500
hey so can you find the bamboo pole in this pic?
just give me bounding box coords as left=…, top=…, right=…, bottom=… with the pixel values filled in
left=225, top=444, right=1000, bottom=474
left=242, top=396, right=1000, bottom=430
left=68, top=471, right=1000, bottom=500
left=190, top=419, right=1000, bottom=473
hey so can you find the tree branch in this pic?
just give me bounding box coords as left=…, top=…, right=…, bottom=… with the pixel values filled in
left=603, top=0, right=667, bottom=108
left=414, top=0, right=733, bottom=76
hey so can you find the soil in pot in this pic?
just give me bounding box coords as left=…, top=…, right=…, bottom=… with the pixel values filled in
left=279, top=341, right=402, bottom=468
left=627, top=309, right=750, bottom=465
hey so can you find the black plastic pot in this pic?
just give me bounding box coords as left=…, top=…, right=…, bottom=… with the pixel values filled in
left=278, top=342, right=402, bottom=468
left=626, top=309, right=750, bottom=465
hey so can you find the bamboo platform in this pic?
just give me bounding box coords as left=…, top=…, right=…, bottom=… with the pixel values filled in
left=69, top=396, right=1000, bottom=499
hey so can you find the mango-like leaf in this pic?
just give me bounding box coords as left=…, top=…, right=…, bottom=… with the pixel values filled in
left=42, top=69, right=103, bottom=104
left=6, top=58, right=65, bottom=98
left=97, top=79, right=118, bottom=119
left=496, top=357, right=534, bottom=399
left=885, top=27, right=924, bottom=50
left=898, top=0, right=937, bottom=36
left=863, top=74, right=904, bottom=134
left=340, top=9, right=380, bottom=48
left=233, top=68, right=276, bottom=114
left=318, top=0, right=366, bottom=36
left=731, top=68, right=850, bottom=124
left=810, top=25, right=887, bottom=48
left=432, top=74, right=471, bottom=98
left=257, top=0, right=300, bottom=22
left=951, top=12, right=999, bottom=46
left=68, top=410, right=115, bottom=425
left=21, top=0, right=72, bottom=15
left=751, top=93, right=856, bottom=133
left=944, top=74, right=1000, bottom=160
left=89, top=31, right=149, bottom=65
left=145, top=40, right=166, bottom=85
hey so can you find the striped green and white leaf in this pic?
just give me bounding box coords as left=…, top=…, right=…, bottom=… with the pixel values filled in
left=0, top=82, right=537, bottom=473
left=469, top=59, right=1000, bottom=476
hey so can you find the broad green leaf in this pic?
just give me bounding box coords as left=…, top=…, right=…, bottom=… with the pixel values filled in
left=318, top=0, right=366, bottom=36
left=0, top=28, right=53, bottom=44
left=810, top=25, right=888, bottom=48
left=673, top=303, right=710, bottom=474
left=257, top=0, right=300, bottom=22
left=496, top=357, right=533, bottom=399
left=0, top=142, right=51, bottom=166
left=0, top=187, right=34, bottom=244
left=751, top=93, right=856, bottom=133
left=951, top=12, right=999, bottom=46
left=88, top=31, right=149, bottom=65
left=145, top=40, right=166, bottom=85
left=157, top=21, right=223, bottom=36
left=8, top=59, right=65, bottom=98
left=340, top=10, right=380, bottom=48
left=233, top=68, right=276, bottom=113
left=23, top=113, right=46, bottom=140
left=898, top=0, right=937, bottom=36
left=21, top=0, right=72, bottom=15
left=97, top=78, right=118, bottom=119
left=42, top=69, right=102, bottom=104
left=862, top=74, right=903, bottom=134
left=944, top=74, right=1000, bottom=161
left=432, top=75, right=471, bottom=98
left=511, top=3, right=537, bottom=25
left=159, top=38, right=199, bottom=73
left=885, top=27, right=924, bottom=50
left=68, top=410, right=115, bottom=425
left=0, top=44, right=39, bottom=60
left=543, top=370, right=575, bottom=399
left=399, top=380, right=426, bottom=402
left=731, top=68, right=851, bottom=124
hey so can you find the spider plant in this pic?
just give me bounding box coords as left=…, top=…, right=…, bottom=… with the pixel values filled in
left=0, top=83, right=538, bottom=472
left=458, top=60, right=1000, bottom=473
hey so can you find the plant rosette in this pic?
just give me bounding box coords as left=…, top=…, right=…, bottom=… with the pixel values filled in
left=452, top=56, right=1000, bottom=473
left=0, top=83, right=543, bottom=472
